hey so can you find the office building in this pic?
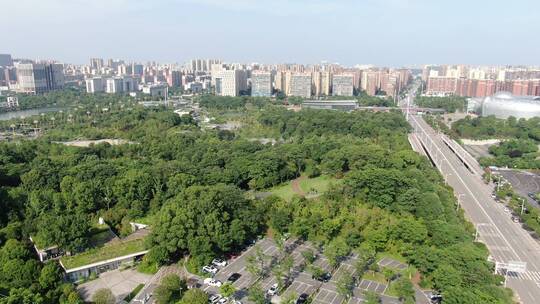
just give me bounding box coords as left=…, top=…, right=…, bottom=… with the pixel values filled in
left=15, top=63, right=47, bottom=94
left=0, top=54, right=13, bottom=67
left=45, top=63, right=65, bottom=91
left=15, top=62, right=64, bottom=94
left=212, top=69, right=247, bottom=96
left=332, top=74, right=354, bottom=96
left=251, top=71, right=273, bottom=97
left=289, top=73, right=312, bottom=98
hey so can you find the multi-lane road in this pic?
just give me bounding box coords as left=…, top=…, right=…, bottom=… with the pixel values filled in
left=402, top=91, right=540, bottom=304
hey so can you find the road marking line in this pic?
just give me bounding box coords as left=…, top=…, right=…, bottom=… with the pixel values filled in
left=411, top=115, right=521, bottom=261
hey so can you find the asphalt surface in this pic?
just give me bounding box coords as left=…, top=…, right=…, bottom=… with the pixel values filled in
left=408, top=113, right=540, bottom=304
left=496, top=169, right=540, bottom=208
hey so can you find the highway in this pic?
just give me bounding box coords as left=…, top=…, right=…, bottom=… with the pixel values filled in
left=402, top=91, right=540, bottom=303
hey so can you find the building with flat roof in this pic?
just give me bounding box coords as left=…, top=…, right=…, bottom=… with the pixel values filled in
left=289, top=73, right=312, bottom=98
left=332, top=74, right=354, bottom=96
left=0, top=54, right=13, bottom=67
left=302, top=100, right=358, bottom=111
left=251, top=71, right=273, bottom=97
left=212, top=69, right=247, bottom=96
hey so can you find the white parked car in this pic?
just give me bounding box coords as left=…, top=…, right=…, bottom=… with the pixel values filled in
left=217, top=298, right=228, bottom=304
left=267, top=283, right=279, bottom=296
left=203, top=265, right=218, bottom=274
left=204, top=278, right=223, bottom=287
left=212, top=258, right=227, bottom=267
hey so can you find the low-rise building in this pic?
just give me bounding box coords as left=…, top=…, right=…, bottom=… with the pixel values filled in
left=141, top=83, right=167, bottom=97
left=302, top=100, right=358, bottom=111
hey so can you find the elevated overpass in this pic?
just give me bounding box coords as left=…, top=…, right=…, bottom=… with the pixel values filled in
left=401, top=90, right=540, bottom=303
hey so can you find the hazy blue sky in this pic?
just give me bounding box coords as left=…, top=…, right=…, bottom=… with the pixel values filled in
left=2, top=0, right=539, bottom=66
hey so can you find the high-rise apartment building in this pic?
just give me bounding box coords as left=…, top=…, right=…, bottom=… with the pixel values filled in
left=166, top=70, right=182, bottom=87
left=332, top=74, right=354, bottom=96
left=289, top=73, right=312, bottom=98
left=85, top=77, right=105, bottom=93
left=213, top=69, right=248, bottom=96
left=274, top=71, right=285, bottom=93
left=251, top=71, right=273, bottom=97
left=361, top=71, right=379, bottom=96
left=106, top=77, right=124, bottom=93
left=90, top=58, right=104, bottom=70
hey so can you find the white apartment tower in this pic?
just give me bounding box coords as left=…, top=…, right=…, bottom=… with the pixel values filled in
left=85, top=77, right=105, bottom=93
left=251, top=71, right=273, bottom=97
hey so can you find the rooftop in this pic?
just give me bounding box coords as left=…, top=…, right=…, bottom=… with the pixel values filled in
left=60, top=237, right=146, bottom=270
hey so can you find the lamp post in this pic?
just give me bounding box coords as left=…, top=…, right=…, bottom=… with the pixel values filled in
left=520, top=198, right=526, bottom=215
left=457, top=193, right=465, bottom=211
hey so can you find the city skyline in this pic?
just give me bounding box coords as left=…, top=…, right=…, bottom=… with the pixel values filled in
left=2, top=0, right=540, bottom=66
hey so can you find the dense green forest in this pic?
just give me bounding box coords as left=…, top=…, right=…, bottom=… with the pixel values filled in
left=415, top=96, right=467, bottom=112
left=0, top=96, right=512, bottom=303
left=452, top=116, right=540, bottom=141
left=197, top=92, right=395, bottom=111
left=451, top=116, right=540, bottom=169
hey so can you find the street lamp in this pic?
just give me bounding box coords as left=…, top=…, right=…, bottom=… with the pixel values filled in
left=457, top=193, right=465, bottom=211
left=444, top=173, right=452, bottom=185
left=519, top=198, right=526, bottom=215
left=475, top=223, right=489, bottom=242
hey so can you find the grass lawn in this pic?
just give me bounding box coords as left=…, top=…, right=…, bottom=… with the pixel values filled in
left=269, top=183, right=299, bottom=201
left=384, top=281, right=400, bottom=297
left=269, top=175, right=340, bottom=201
left=124, top=284, right=144, bottom=302
left=61, top=238, right=146, bottom=269
left=131, top=214, right=156, bottom=226
left=300, top=175, right=340, bottom=194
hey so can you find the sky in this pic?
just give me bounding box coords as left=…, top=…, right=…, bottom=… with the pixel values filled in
left=1, top=0, right=540, bottom=67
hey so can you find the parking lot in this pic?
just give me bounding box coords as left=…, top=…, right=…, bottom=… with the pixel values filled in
left=199, top=238, right=417, bottom=304
left=378, top=257, right=407, bottom=271
left=495, top=169, right=540, bottom=208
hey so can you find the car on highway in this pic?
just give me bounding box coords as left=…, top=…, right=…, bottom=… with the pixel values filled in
left=203, top=265, right=219, bottom=275
left=212, top=258, right=227, bottom=267
left=296, top=293, right=309, bottom=304
left=266, top=283, right=279, bottom=296
left=227, top=273, right=241, bottom=283
left=204, top=278, right=223, bottom=287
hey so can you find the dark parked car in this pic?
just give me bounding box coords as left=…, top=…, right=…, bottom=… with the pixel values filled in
left=313, top=272, right=331, bottom=282
left=227, top=272, right=241, bottom=282
left=296, top=293, right=309, bottom=304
